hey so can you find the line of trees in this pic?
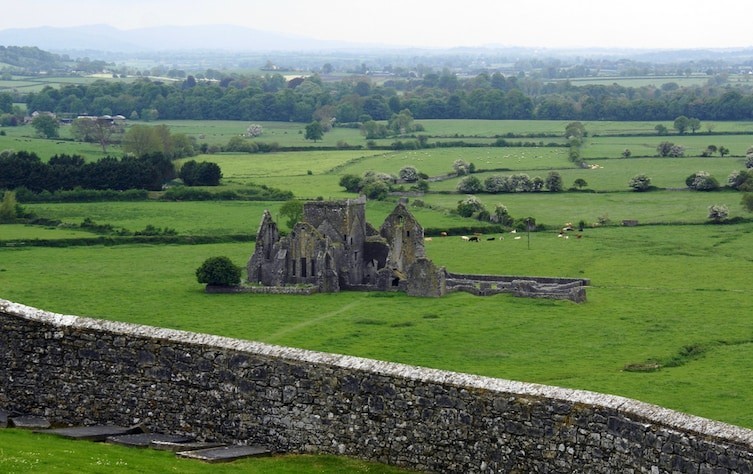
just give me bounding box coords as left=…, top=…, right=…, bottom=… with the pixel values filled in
left=0, top=151, right=175, bottom=192
left=13, top=72, right=753, bottom=125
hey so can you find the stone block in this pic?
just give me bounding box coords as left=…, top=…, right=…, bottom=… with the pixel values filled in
left=176, top=445, right=271, bottom=462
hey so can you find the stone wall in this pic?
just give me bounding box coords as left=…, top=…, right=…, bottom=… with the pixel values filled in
left=446, top=273, right=590, bottom=302
left=2, top=298, right=753, bottom=473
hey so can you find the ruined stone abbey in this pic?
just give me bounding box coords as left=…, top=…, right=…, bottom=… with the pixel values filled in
left=247, top=197, right=588, bottom=302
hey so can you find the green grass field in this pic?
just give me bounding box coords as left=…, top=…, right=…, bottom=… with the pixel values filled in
left=0, top=429, right=408, bottom=474
left=4, top=119, right=753, bottom=470
left=2, top=222, right=753, bottom=428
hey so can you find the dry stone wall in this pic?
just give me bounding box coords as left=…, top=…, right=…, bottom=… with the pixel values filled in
left=2, top=298, right=753, bottom=473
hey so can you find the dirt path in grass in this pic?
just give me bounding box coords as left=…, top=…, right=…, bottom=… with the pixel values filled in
left=264, top=299, right=362, bottom=343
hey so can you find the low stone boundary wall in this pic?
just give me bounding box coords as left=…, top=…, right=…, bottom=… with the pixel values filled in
left=2, top=299, right=753, bottom=473
left=446, top=273, right=589, bottom=302
left=204, top=285, right=318, bottom=295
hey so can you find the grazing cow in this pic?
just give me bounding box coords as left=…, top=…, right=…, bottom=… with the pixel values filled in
left=486, top=237, right=495, bottom=241
left=510, top=229, right=517, bottom=234
left=424, top=237, right=433, bottom=242
left=440, top=231, right=448, bottom=236
left=514, top=236, right=522, bottom=240
left=461, top=236, right=470, bottom=241
left=468, top=236, right=479, bottom=242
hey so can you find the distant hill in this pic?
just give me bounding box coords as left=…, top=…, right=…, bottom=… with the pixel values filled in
left=0, top=24, right=364, bottom=53
left=0, top=45, right=67, bottom=72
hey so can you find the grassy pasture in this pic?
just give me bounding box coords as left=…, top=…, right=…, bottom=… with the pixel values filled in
left=429, top=157, right=744, bottom=193
left=559, top=75, right=711, bottom=88
left=4, top=118, right=753, bottom=437
left=160, top=120, right=367, bottom=148
left=584, top=134, right=753, bottom=158
left=333, top=147, right=568, bottom=177
left=2, top=222, right=753, bottom=428
left=0, top=123, right=114, bottom=161
left=425, top=190, right=748, bottom=225
left=21, top=198, right=493, bottom=237
left=0, top=429, right=407, bottom=474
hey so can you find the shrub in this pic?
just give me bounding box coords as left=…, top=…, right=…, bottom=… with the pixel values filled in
left=628, top=174, right=652, bottom=191
left=456, top=195, right=486, bottom=218
left=742, top=193, right=753, bottom=213
left=456, top=175, right=483, bottom=193
left=707, top=204, right=729, bottom=222
left=686, top=171, right=719, bottom=191
left=196, top=256, right=241, bottom=287
left=545, top=171, right=563, bottom=192
left=361, top=180, right=389, bottom=200
left=339, top=174, right=362, bottom=193
left=491, top=204, right=514, bottom=226
left=399, top=166, right=419, bottom=182
left=452, top=159, right=470, bottom=176
left=657, top=141, right=684, bottom=157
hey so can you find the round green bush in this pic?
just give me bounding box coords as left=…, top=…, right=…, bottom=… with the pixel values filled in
left=196, top=256, right=241, bottom=287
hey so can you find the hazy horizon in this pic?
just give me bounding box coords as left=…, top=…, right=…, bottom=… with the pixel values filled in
left=2, top=0, right=752, bottom=51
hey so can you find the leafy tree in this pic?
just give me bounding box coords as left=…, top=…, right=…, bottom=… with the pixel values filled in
left=360, top=120, right=388, bottom=139
left=399, top=166, right=419, bottom=182
left=453, top=159, right=470, bottom=176
left=701, top=145, right=717, bottom=157
left=388, top=109, right=415, bottom=134
left=31, top=114, right=59, bottom=138
left=656, top=141, right=684, bottom=157
left=491, top=203, right=514, bottom=226
left=339, top=174, right=362, bottom=193
left=654, top=124, right=668, bottom=135
left=545, top=171, right=563, bottom=192
left=180, top=160, right=222, bottom=186
left=456, top=195, right=486, bottom=218
left=621, top=149, right=632, bottom=158
left=686, top=171, right=719, bottom=191
left=719, top=146, right=730, bottom=157
left=673, top=115, right=689, bottom=134
left=573, top=178, right=588, bottom=189
left=123, top=124, right=161, bottom=157
left=71, top=117, right=122, bottom=153
left=245, top=123, right=263, bottom=137
left=727, top=170, right=753, bottom=191
left=361, top=179, right=388, bottom=200
left=0, top=190, right=19, bottom=223
left=304, top=121, right=324, bottom=142
left=628, top=174, right=652, bottom=191
left=456, top=175, right=483, bottom=193
left=688, top=118, right=701, bottom=134
left=707, top=204, right=729, bottom=222
left=279, top=199, right=304, bottom=229
left=564, top=121, right=586, bottom=139
left=196, top=256, right=241, bottom=287
left=484, top=175, right=510, bottom=193
left=742, top=193, right=753, bottom=213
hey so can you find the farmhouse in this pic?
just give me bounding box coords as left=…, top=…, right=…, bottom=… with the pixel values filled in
left=247, top=197, right=589, bottom=301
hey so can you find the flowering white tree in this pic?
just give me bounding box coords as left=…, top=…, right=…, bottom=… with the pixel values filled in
left=245, top=123, right=263, bottom=137
left=707, top=204, right=729, bottom=222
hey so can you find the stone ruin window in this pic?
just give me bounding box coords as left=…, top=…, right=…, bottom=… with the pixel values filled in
left=300, top=258, right=307, bottom=277
left=291, top=259, right=296, bottom=276
left=311, top=259, right=316, bottom=276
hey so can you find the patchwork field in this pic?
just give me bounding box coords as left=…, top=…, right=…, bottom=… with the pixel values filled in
left=3, top=119, right=753, bottom=435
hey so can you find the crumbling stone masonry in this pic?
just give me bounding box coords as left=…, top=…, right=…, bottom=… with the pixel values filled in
left=247, top=198, right=589, bottom=302
left=2, top=299, right=753, bottom=473
left=248, top=197, right=432, bottom=295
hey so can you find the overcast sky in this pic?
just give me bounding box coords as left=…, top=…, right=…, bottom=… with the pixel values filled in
left=2, top=0, right=751, bottom=50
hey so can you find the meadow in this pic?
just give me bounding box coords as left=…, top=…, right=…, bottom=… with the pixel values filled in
left=3, top=118, right=753, bottom=469
left=0, top=429, right=407, bottom=473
